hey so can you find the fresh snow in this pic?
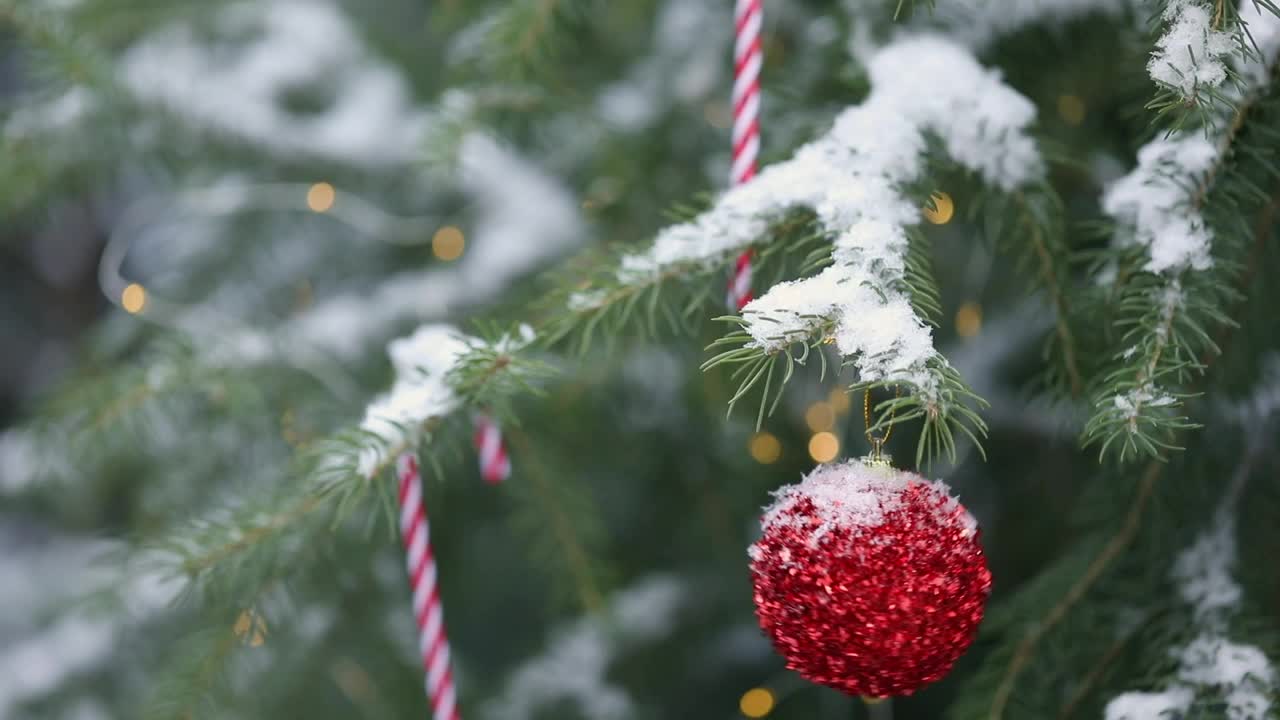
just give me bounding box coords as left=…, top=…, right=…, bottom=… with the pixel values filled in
left=355, top=325, right=470, bottom=478
left=355, top=324, right=534, bottom=478
left=1113, top=387, right=1179, bottom=416
left=1100, top=0, right=1280, bottom=429
left=1149, top=0, right=1236, bottom=98
left=753, top=459, right=977, bottom=551
left=485, top=576, right=685, bottom=720
left=1237, top=0, right=1280, bottom=85
left=608, top=35, right=1041, bottom=397
left=1103, top=135, right=1218, bottom=275
left=1104, top=687, right=1196, bottom=720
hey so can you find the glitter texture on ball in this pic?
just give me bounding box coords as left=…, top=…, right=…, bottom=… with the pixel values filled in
left=748, top=459, right=992, bottom=698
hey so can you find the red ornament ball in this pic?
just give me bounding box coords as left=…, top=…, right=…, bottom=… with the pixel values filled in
left=749, top=459, right=992, bottom=698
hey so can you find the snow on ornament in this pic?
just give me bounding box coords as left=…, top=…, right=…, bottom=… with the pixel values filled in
left=748, top=459, right=991, bottom=698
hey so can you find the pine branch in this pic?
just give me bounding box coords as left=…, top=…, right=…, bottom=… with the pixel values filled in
left=988, top=458, right=1164, bottom=720
left=986, top=161, right=1280, bottom=717
left=506, top=426, right=606, bottom=613
left=1056, top=611, right=1156, bottom=720
left=553, top=37, right=1047, bottom=464
left=486, top=0, right=590, bottom=79
left=545, top=211, right=827, bottom=354
left=142, top=618, right=241, bottom=720
left=1084, top=52, right=1280, bottom=461
left=1016, top=189, right=1085, bottom=398
left=151, top=330, right=546, bottom=598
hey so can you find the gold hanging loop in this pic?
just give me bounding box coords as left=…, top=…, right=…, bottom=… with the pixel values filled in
left=863, top=385, right=900, bottom=466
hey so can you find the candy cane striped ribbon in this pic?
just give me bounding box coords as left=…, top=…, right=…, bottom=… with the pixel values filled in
left=726, top=0, right=763, bottom=310
left=396, top=453, right=461, bottom=720
left=472, top=414, right=511, bottom=485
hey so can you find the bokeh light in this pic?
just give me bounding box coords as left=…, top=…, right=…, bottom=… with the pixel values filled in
left=121, top=283, right=147, bottom=314
left=923, top=191, right=954, bottom=224
left=749, top=432, right=782, bottom=464
left=808, top=432, right=839, bottom=463
left=1057, top=94, right=1086, bottom=126
left=433, top=226, right=466, bottom=261
left=307, top=182, right=336, bottom=213
left=805, top=402, right=835, bottom=432
left=955, top=302, right=983, bottom=338
left=739, top=687, right=775, bottom=717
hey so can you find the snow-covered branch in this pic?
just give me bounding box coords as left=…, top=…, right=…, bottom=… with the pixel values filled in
left=350, top=324, right=539, bottom=480
left=572, top=35, right=1043, bottom=458
left=1085, top=1, right=1280, bottom=460
left=1104, top=464, right=1275, bottom=719
left=1148, top=0, right=1237, bottom=103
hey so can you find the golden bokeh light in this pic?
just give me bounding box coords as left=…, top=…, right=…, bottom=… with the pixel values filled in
left=955, top=301, right=983, bottom=338
left=1057, top=94, right=1086, bottom=126
left=828, top=387, right=852, bottom=414
left=808, top=431, right=839, bottom=463
left=739, top=687, right=776, bottom=718
left=923, top=191, right=954, bottom=225
left=307, top=182, right=336, bottom=213
left=805, top=401, right=836, bottom=432
left=433, top=226, right=466, bottom=261
left=749, top=432, right=782, bottom=464
left=121, top=283, right=147, bottom=314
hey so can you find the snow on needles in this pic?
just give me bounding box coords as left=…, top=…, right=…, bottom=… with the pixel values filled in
left=355, top=324, right=534, bottom=478
left=610, top=35, right=1041, bottom=397
left=1099, top=0, right=1280, bottom=275
left=1149, top=0, right=1236, bottom=99
left=1103, top=135, right=1218, bottom=274
left=1099, top=0, right=1280, bottom=429
left=1105, top=469, right=1275, bottom=720
left=355, top=326, right=468, bottom=478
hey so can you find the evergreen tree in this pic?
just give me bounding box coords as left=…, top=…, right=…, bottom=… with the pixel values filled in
left=2, top=0, right=1279, bottom=718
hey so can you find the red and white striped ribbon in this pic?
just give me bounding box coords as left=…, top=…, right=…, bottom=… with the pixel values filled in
left=726, top=0, right=763, bottom=310
left=472, top=414, right=510, bottom=485
left=396, top=453, right=461, bottom=720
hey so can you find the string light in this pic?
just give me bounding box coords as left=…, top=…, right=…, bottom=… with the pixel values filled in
left=828, top=387, right=852, bottom=414
left=804, top=401, right=835, bottom=432
left=749, top=432, right=782, bottom=464
left=955, top=302, right=983, bottom=338
left=307, top=182, right=336, bottom=213
left=808, top=432, right=839, bottom=463
left=923, top=191, right=954, bottom=225
left=739, top=687, right=776, bottom=718
left=1057, top=94, right=1086, bottom=126
left=432, top=226, right=466, bottom=261
left=121, top=283, right=147, bottom=314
